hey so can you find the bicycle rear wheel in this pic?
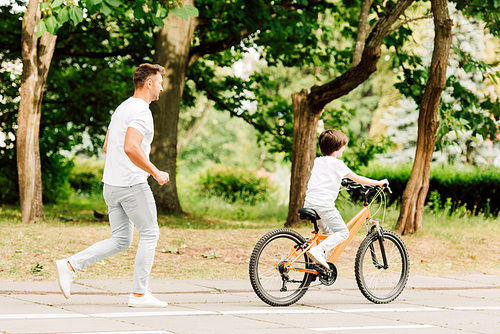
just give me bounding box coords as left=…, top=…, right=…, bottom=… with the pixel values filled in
left=249, top=228, right=313, bottom=306
left=355, top=230, right=409, bottom=304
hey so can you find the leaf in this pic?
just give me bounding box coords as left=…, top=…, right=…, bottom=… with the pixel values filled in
left=170, top=6, right=189, bottom=21
left=133, top=5, right=145, bottom=19
left=104, top=0, right=123, bottom=8
left=463, top=63, right=476, bottom=73
left=51, top=0, right=64, bottom=8
left=36, top=20, right=48, bottom=39
left=91, top=0, right=104, bottom=5
left=44, top=15, right=61, bottom=34
left=183, top=4, right=199, bottom=17
left=57, top=7, right=69, bottom=24
left=41, top=2, right=50, bottom=10
left=69, top=7, right=84, bottom=25
left=153, top=15, right=165, bottom=28
left=96, top=1, right=112, bottom=16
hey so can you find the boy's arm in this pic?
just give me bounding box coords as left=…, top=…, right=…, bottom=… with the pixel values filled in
left=345, top=172, right=388, bottom=187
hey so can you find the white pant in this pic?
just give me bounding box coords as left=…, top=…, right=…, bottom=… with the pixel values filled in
left=68, top=183, right=159, bottom=294
left=304, top=202, right=349, bottom=253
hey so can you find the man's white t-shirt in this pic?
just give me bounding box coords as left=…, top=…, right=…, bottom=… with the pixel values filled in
left=102, top=97, right=153, bottom=187
left=305, top=156, right=352, bottom=210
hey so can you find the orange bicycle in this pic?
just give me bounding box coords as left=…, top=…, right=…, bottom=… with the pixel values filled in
left=249, top=179, right=409, bottom=306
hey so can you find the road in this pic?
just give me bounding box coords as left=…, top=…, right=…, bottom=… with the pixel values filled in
left=1, top=276, right=499, bottom=334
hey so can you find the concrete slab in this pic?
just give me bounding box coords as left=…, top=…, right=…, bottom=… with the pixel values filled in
left=125, top=314, right=295, bottom=334
left=407, top=275, right=500, bottom=290
left=0, top=317, right=157, bottom=334
left=0, top=281, right=106, bottom=295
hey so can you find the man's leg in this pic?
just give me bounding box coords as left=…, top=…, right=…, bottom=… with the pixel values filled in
left=68, top=185, right=134, bottom=272
left=56, top=184, right=133, bottom=298
left=120, top=183, right=167, bottom=307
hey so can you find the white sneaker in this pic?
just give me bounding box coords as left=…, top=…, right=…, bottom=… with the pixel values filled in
left=307, top=247, right=330, bottom=269
left=55, top=259, right=75, bottom=299
left=128, top=291, right=168, bottom=308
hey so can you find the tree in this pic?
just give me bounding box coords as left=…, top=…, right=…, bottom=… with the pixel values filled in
left=390, top=0, right=500, bottom=234
left=395, top=0, right=453, bottom=234
left=17, top=0, right=57, bottom=222
left=148, top=0, right=334, bottom=214
left=285, top=0, right=415, bottom=227
left=15, top=0, right=197, bottom=222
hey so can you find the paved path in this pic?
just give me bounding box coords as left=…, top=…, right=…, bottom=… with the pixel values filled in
left=1, top=275, right=500, bottom=334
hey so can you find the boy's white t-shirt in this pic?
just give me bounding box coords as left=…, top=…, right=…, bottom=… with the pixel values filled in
left=305, top=156, right=352, bottom=210
left=102, top=97, right=153, bottom=187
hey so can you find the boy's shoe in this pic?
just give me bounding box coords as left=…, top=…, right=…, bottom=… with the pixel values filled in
left=128, top=291, right=169, bottom=308
left=55, top=259, right=75, bottom=299
left=307, top=247, right=330, bottom=269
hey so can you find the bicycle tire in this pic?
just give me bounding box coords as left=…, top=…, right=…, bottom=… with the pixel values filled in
left=249, top=228, right=313, bottom=307
left=355, top=230, right=409, bottom=304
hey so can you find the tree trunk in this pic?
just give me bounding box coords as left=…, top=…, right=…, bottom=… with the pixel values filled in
left=150, top=0, right=197, bottom=214
left=395, top=0, right=452, bottom=234
left=18, top=0, right=57, bottom=223
left=285, top=90, right=321, bottom=227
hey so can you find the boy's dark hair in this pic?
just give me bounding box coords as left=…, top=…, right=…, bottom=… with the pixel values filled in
left=319, top=129, right=348, bottom=156
left=133, top=63, right=166, bottom=88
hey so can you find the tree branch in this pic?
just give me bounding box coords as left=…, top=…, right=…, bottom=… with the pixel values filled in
left=352, top=0, right=375, bottom=68
left=187, top=0, right=327, bottom=68
left=388, top=14, right=433, bottom=35
left=308, top=0, right=415, bottom=113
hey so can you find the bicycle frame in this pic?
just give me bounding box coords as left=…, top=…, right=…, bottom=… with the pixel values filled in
left=283, top=205, right=372, bottom=275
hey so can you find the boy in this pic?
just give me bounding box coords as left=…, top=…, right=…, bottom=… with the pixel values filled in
left=305, top=129, right=388, bottom=269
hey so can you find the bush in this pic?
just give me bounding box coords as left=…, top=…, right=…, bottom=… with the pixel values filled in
left=200, top=164, right=276, bottom=204
left=68, top=157, right=104, bottom=196
left=357, top=163, right=500, bottom=216
left=41, top=154, right=74, bottom=203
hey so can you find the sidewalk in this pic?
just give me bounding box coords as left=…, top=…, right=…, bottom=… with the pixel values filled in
left=1, top=274, right=499, bottom=296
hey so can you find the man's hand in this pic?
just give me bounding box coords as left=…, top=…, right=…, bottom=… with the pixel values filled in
left=153, top=171, right=169, bottom=186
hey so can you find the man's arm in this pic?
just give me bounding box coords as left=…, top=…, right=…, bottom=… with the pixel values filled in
left=345, top=172, right=388, bottom=187
left=124, top=127, right=169, bottom=185
left=103, top=130, right=109, bottom=154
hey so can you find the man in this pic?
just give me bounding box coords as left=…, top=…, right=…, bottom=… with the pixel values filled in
left=55, top=63, right=170, bottom=307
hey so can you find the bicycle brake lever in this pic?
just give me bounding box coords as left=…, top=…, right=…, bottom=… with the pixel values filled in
left=385, top=185, right=392, bottom=194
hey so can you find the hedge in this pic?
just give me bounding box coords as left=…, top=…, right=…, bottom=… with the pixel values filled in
left=354, top=163, right=500, bottom=216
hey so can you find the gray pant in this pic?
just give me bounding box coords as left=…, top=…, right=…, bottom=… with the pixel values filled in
left=68, top=183, right=159, bottom=294
left=304, top=202, right=349, bottom=253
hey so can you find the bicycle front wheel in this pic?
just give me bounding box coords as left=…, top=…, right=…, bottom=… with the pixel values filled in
left=355, top=230, right=409, bottom=304
left=249, top=228, right=313, bottom=307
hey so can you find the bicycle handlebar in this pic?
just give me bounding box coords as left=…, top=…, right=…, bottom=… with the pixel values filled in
left=341, top=178, right=392, bottom=194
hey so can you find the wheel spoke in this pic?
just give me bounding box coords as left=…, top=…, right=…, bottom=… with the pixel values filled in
left=355, top=230, right=409, bottom=304
left=249, top=229, right=313, bottom=306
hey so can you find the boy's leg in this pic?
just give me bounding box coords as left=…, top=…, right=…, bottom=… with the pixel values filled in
left=307, top=207, right=349, bottom=269
left=315, top=207, right=349, bottom=252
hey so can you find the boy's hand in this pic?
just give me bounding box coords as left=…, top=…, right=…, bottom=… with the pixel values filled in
left=379, top=179, right=389, bottom=187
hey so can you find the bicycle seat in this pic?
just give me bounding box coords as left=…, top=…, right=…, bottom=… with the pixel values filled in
left=298, top=208, right=320, bottom=221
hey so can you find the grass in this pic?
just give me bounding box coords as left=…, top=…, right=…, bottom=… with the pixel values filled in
left=1, top=191, right=499, bottom=282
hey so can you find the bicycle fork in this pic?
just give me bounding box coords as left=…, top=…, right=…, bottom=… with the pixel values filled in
left=365, top=218, right=389, bottom=270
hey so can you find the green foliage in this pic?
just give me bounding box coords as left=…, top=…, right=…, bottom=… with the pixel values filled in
left=200, top=164, right=276, bottom=204
left=41, top=154, right=74, bottom=204
left=358, top=163, right=500, bottom=216
left=343, top=135, right=394, bottom=172
left=37, top=0, right=198, bottom=37
left=68, top=158, right=104, bottom=196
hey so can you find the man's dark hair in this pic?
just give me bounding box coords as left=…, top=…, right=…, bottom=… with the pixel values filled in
left=133, top=63, right=166, bottom=88
left=318, top=129, right=348, bottom=156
